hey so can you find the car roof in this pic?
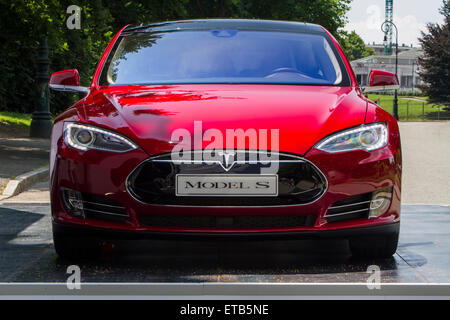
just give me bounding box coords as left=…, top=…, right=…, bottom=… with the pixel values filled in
left=122, top=19, right=326, bottom=35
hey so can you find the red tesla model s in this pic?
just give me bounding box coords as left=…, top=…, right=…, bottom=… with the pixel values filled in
left=49, top=19, right=401, bottom=259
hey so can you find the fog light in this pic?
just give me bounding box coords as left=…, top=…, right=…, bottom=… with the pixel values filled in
left=369, top=187, right=392, bottom=219
left=61, top=188, right=84, bottom=218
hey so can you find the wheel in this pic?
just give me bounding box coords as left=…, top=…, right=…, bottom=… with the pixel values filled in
left=349, top=233, right=399, bottom=259
left=53, top=231, right=101, bottom=260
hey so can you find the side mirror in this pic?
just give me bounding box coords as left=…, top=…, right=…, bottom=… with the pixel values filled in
left=49, top=69, right=89, bottom=93
left=363, top=69, right=400, bottom=93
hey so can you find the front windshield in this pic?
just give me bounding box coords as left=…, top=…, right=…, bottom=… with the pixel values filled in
left=99, top=30, right=347, bottom=86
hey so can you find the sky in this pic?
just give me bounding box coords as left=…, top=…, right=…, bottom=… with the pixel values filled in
left=344, top=0, right=446, bottom=46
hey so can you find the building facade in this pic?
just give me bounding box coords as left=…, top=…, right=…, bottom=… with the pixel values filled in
left=350, top=44, right=423, bottom=92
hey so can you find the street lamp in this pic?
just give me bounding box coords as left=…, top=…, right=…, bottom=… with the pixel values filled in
left=30, top=38, right=52, bottom=138
left=381, top=21, right=399, bottom=120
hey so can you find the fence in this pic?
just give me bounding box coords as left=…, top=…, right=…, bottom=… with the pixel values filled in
left=370, top=98, right=450, bottom=121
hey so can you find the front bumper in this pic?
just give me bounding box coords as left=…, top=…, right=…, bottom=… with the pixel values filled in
left=51, top=139, right=401, bottom=234
left=52, top=220, right=400, bottom=241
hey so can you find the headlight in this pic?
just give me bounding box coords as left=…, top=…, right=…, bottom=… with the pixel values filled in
left=315, top=123, right=388, bottom=153
left=64, top=122, right=138, bottom=152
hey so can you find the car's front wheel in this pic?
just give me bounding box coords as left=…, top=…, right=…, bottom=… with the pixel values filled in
left=53, top=232, right=101, bottom=260
left=349, top=232, right=399, bottom=259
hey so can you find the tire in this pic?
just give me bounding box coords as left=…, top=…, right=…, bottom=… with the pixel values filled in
left=53, top=231, right=101, bottom=260
left=349, top=232, right=399, bottom=259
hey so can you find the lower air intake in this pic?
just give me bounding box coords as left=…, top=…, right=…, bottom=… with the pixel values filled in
left=81, top=193, right=128, bottom=223
left=139, top=215, right=316, bottom=229
left=325, top=193, right=371, bottom=223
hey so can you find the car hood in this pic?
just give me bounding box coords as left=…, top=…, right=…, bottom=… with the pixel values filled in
left=84, top=84, right=366, bottom=156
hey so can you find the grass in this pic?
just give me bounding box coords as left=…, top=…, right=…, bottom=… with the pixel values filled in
left=366, top=94, right=450, bottom=121
left=0, top=111, right=32, bottom=126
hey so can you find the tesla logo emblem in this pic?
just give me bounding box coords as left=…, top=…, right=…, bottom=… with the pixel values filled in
left=217, top=151, right=236, bottom=171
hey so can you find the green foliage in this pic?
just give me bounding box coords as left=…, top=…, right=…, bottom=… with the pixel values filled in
left=240, top=0, right=352, bottom=39
left=340, top=30, right=375, bottom=61
left=103, top=0, right=352, bottom=37
left=418, top=0, right=450, bottom=106
left=0, top=0, right=113, bottom=114
left=0, top=111, right=32, bottom=126
left=0, top=0, right=352, bottom=115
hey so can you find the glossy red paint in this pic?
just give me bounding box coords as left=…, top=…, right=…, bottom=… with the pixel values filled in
left=369, top=69, right=400, bottom=87
left=49, top=69, right=80, bottom=86
left=50, top=21, right=402, bottom=237
left=81, top=84, right=367, bottom=156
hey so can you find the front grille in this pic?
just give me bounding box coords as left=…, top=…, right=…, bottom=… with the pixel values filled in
left=127, top=151, right=327, bottom=206
left=325, top=193, right=371, bottom=223
left=82, top=193, right=128, bottom=223
left=139, top=215, right=316, bottom=229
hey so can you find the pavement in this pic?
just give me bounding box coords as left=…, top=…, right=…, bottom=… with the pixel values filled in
left=0, top=180, right=49, bottom=203
left=400, top=122, right=450, bottom=204
left=0, top=125, right=50, bottom=195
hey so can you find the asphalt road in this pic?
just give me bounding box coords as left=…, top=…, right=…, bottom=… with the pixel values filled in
left=0, top=202, right=449, bottom=283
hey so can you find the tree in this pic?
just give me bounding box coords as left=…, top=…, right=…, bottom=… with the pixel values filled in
left=238, top=0, right=351, bottom=40
left=418, top=0, right=450, bottom=105
left=0, top=0, right=114, bottom=114
left=0, top=0, right=353, bottom=114
left=103, top=0, right=351, bottom=41
left=340, top=30, right=375, bottom=61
